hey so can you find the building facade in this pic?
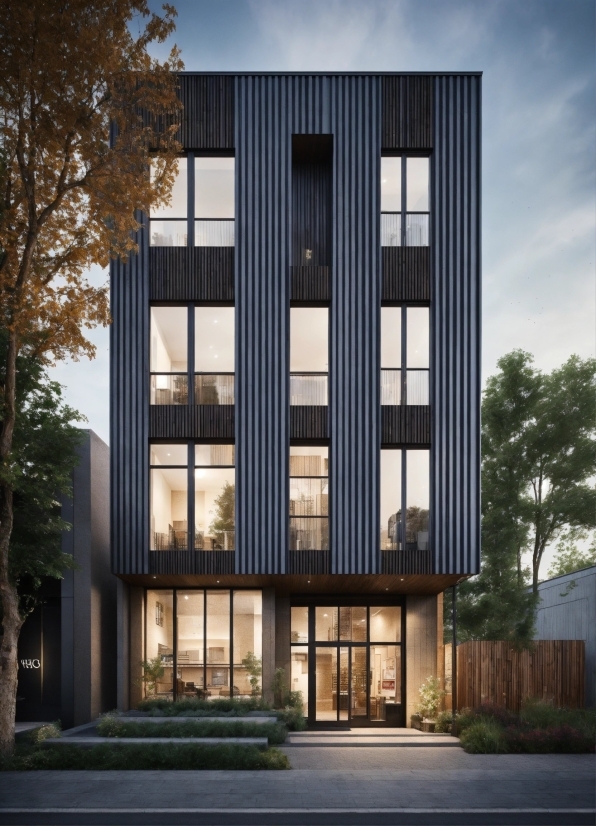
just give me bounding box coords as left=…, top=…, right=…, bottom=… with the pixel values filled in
left=111, top=73, right=481, bottom=726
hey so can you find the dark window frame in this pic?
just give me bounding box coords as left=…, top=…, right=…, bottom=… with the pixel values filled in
left=380, top=446, right=430, bottom=552
left=289, top=442, right=330, bottom=551
left=381, top=153, right=430, bottom=247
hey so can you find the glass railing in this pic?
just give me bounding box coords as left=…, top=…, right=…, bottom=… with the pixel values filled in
left=381, top=212, right=429, bottom=247
left=195, top=220, right=235, bottom=247
left=380, top=369, right=429, bottom=405
left=195, top=530, right=235, bottom=551
left=381, top=213, right=402, bottom=247
left=150, top=220, right=188, bottom=247
left=153, top=529, right=188, bottom=551
left=405, top=214, right=429, bottom=246
left=290, top=374, right=328, bottom=406
left=289, top=517, right=329, bottom=551
left=406, top=370, right=429, bottom=405
left=150, top=374, right=188, bottom=405
left=381, top=370, right=402, bottom=405
left=194, top=374, right=235, bottom=405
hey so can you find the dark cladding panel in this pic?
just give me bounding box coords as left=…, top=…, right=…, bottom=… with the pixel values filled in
left=289, top=406, right=328, bottom=440
left=149, top=247, right=234, bottom=302
left=178, top=75, right=234, bottom=149
left=382, top=247, right=430, bottom=302
left=381, top=406, right=430, bottom=445
left=149, top=405, right=234, bottom=439
left=110, top=213, right=149, bottom=575
left=431, top=75, right=481, bottom=575
left=330, top=75, right=381, bottom=575
left=382, top=76, right=433, bottom=149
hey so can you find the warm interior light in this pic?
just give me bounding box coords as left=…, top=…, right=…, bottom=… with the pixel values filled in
left=195, top=469, right=206, bottom=478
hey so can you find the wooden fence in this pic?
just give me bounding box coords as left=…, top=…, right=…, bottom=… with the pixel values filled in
left=456, top=640, right=585, bottom=711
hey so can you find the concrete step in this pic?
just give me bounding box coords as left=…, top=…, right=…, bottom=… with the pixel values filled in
left=42, top=736, right=268, bottom=748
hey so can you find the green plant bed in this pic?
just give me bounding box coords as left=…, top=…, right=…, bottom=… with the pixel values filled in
left=135, top=697, right=307, bottom=730
left=1, top=742, right=290, bottom=771
left=98, top=717, right=288, bottom=744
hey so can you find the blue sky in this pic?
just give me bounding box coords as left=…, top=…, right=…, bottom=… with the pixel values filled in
left=52, top=0, right=595, bottom=448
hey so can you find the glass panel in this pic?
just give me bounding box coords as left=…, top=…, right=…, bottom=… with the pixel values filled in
left=406, top=157, right=429, bottom=212
left=370, top=607, right=401, bottom=643
left=338, top=607, right=367, bottom=642
left=406, top=370, right=429, bottom=405
left=177, top=591, right=204, bottom=697
left=407, top=308, right=429, bottom=369
left=370, top=645, right=400, bottom=717
left=195, top=220, right=235, bottom=246
left=406, top=450, right=429, bottom=551
left=291, top=607, right=309, bottom=644
left=380, top=450, right=402, bottom=550
left=150, top=467, right=188, bottom=550
left=195, top=307, right=234, bottom=372
left=150, top=444, right=187, bottom=466
left=316, top=647, right=337, bottom=721
left=151, top=307, right=188, bottom=373
left=150, top=374, right=188, bottom=405
left=289, top=478, right=328, bottom=516
left=381, top=307, right=401, bottom=368
left=206, top=590, right=230, bottom=697
left=315, top=607, right=337, bottom=641
left=405, top=214, right=429, bottom=246
left=151, top=158, right=188, bottom=218
left=289, top=446, right=328, bottom=476
left=351, top=647, right=367, bottom=717
left=145, top=590, right=174, bottom=697
left=289, top=374, right=328, bottom=406
left=194, top=468, right=235, bottom=550
left=339, top=647, right=349, bottom=721
left=233, top=590, right=262, bottom=698
left=291, top=646, right=309, bottom=716
left=381, top=157, right=401, bottom=212
left=194, top=374, right=235, bottom=405
left=380, top=212, right=401, bottom=247
left=195, top=444, right=235, bottom=466
left=289, top=517, right=328, bottom=550
left=290, top=308, right=328, bottom=372
left=195, top=158, right=234, bottom=218
left=381, top=370, right=401, bottom=406
left=150, top=220, right=188, bottom=247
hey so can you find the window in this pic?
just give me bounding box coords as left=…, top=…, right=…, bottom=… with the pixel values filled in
left=381, top=307, right=429, bottom=405
left=145, top=588, right=262, bottom=700
left=289, top=445, right=328, bottom=550
left=150, top=156, right=235, bottom=247
left=381, top=156, right=429, bottom=247
left=380, top=448, right=429, bottom=551
left=290, top=308, right=328, bottom=405
left=150, top=306, right=235, bottom=406
left=150, top=445, right=188, bottom=550
left=194, top=445, right=235, bottom=551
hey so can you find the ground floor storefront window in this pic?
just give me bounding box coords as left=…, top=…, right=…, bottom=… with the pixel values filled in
left=291, top=601, right=404, bottom=726
left=145, top=589, right=262, bottom=700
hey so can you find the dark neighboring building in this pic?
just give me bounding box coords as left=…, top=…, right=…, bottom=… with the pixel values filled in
left=17, top=430, right=116, bottom=728
left=112, top=73, right=481, bottom=726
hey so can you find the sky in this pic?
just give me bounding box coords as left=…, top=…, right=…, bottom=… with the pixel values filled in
left=51, top=0, right=595, bottom=567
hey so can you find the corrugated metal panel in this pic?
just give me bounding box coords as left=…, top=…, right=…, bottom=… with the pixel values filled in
left=430, top=75, right=482, bottom=575
left=382, top=247, right=430, bottom=302
left=149, top=551, right=235, bottom=576
left=289, top=406, right=328, bottom=440
left=292, top=162, right=332, bottom=266
left=381, top=550, right=432, bottom=575
left=288, top=551, right=330, bottom=575
left=290, top=266, right=330, bottom=302
left=177, top=75, right=234, bottom=149
left=381, top=406, right=430, bottom=445
left=382, top=76, right=433, bottom=149
left=149, top=248, right=234, bottom=302
left=149, top=405, right=234, bottom=440
left=110, top=212, right=149, bottom=575
left=330, top=76, right=381, bottom=575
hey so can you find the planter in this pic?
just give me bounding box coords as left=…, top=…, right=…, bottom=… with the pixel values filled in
left=410, top=715, right=422, bottom=731
left=421, top=720, right=436, bottom=733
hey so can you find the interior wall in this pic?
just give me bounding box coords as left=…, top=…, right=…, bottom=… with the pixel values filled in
left=405, top=594, right=438, bottom=725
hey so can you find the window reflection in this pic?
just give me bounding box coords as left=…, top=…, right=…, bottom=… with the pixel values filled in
left=406, top=450, right=429, bottom=551
left=195, top=445, right=235, bottom=551
left=380, top=450, right=401, bottom=551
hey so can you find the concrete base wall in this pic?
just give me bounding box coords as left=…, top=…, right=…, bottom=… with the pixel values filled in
left=405, top=595, right=439, bottom=726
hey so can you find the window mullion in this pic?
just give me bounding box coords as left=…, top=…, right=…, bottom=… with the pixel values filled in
left=401, top=155, right=407, bottom=246
left=187, top=152, right=195, bottom=247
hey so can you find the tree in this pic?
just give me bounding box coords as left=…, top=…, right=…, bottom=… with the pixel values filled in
left=209, top=482, right=235, bottom=548
left=455, top=351, right=595, bottom=643
left=546, top=528, right=596, bottom=579
left=0, top=0, right=183, bottom=753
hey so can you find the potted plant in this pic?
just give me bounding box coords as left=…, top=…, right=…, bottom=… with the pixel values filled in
left=417, top=675, right=446, bottom=732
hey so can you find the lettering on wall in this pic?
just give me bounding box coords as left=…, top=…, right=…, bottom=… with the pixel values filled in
left=20, top=659, right=41, bottom=669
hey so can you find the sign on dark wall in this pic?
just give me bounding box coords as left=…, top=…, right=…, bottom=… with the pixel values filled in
left=16, top=596, right=61, bottom=722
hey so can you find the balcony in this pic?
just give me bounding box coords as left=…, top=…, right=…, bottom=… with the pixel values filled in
left=150, top=374, right=188, bottom=406
left=290, top=373, right=328, bottom=406
left=289, top=517, right=329, bottom=551
left=195, top=530, right=235, bottom=551
left=194, top=374, right=235, bottom=405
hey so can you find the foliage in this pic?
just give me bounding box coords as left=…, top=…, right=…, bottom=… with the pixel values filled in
left=96, top=717, right=288, bottom=745
left=455, top=351, right=595, bottom=645
left=136, top=696, right=272, bottom=715
left=271, top=667, right=289, bottom=709
left=434, top=710, right=454, bottom=733
left=1, top=742, right=290, bottom=771
left=241, top=651, right=262, bottom=697
left=139, top=657, right=165, bottom=697
left=0, top=0, right=183, bottom=754
left=276, top=703, right=307, bottom=732
left=502, top=725, right=595, bottom=754
left=417, top=676, right=445, bottom=720
left=547, top=528, right=596, bottom=579
left=209, top=482, right=235, bottom=546
left=459, top=720, right=507, bottom=754
left=27, top=722, right=61, bottom=744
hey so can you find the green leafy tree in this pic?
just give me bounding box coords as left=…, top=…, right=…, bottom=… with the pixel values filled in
left=547, top=529, right=596, bottom=579
left=209, top=482, right=235, bottom=548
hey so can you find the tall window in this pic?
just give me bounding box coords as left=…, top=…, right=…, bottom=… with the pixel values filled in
left=149, top=156, right=235, bottom=247
left=289, top=446, right=329, bottom=551
left=290, top=308, right=328, bottom=405
left=150, top=444, right=188, bottom=550
left=381, top=156, right=429, bottom=247
left=380, top=448, right=429, bottom=552
left=381, top=307, right=429, bottom=405
left=150, top=306, right=235, bottom=406
left=194, top=444, right=235, bottom=551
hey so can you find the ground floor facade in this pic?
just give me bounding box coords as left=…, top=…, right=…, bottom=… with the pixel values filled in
left=117, top=577, right=444, bottom=727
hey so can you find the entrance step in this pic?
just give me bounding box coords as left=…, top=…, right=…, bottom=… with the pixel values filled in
left=287, top=728, right=459, bottom=747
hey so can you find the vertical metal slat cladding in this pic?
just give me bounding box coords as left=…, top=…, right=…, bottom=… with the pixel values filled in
left=177, top=75, right=234, bottom=149
left=110, top=212, right=149, bottom=575
left=430, top=75, right=481, bottom=575
left=382, top=76, right=433, bottom=150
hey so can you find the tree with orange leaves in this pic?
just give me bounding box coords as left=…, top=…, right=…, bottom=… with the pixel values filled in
left=0, top=0, right=183, bottom=753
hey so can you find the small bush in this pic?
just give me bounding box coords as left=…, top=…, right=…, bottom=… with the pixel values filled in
left=96, top=718, right=288, bottom=745
left=137, top=697, right=270, bottom=716
left=453, top=708, right=477, bottom=735
left=28, top=723, right=61, bottom=744
left=1, top=742, right=290, bottom=771
left=459, top=720, right=507, bottom=754
left=471, top=703, right=518, bottom=729
left=503, top=725, right=595, bottom=755
left=276, top=706, right=307, bottom=732
left=519, top=700, right=596, bottom=739
left=435, top=710, right=453, bottom=733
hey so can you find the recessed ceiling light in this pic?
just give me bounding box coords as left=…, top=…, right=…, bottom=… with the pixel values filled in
left=216, top=580, right=220, bottom=584
left=184, top=595, right=188, bottom=600
left=307, top=580, right=311, bottom=584
left=400, top=578, right=404, bottom=581
left=385, top=588, right=388, bottom=591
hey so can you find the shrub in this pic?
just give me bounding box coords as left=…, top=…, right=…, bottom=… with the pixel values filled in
left=472, top=702, right=518, bottom=729
left=453, top=708, right=477, bottom=735
left=417, top=676, right=445, bottom=720
left=435, top=710, right=453, bottom=733
left=459, top=720, right=506, bottom=754
left=27, top=723, right=61, bottom=744
left=96, top=718, right=288, bottom=745
left=503, top=725, right=595, bottom=754
left=276, top=706, right=306, bottom=732
left=137, top=696, right=270, bottom=716
left=519, top=700, right=596, bottom=739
